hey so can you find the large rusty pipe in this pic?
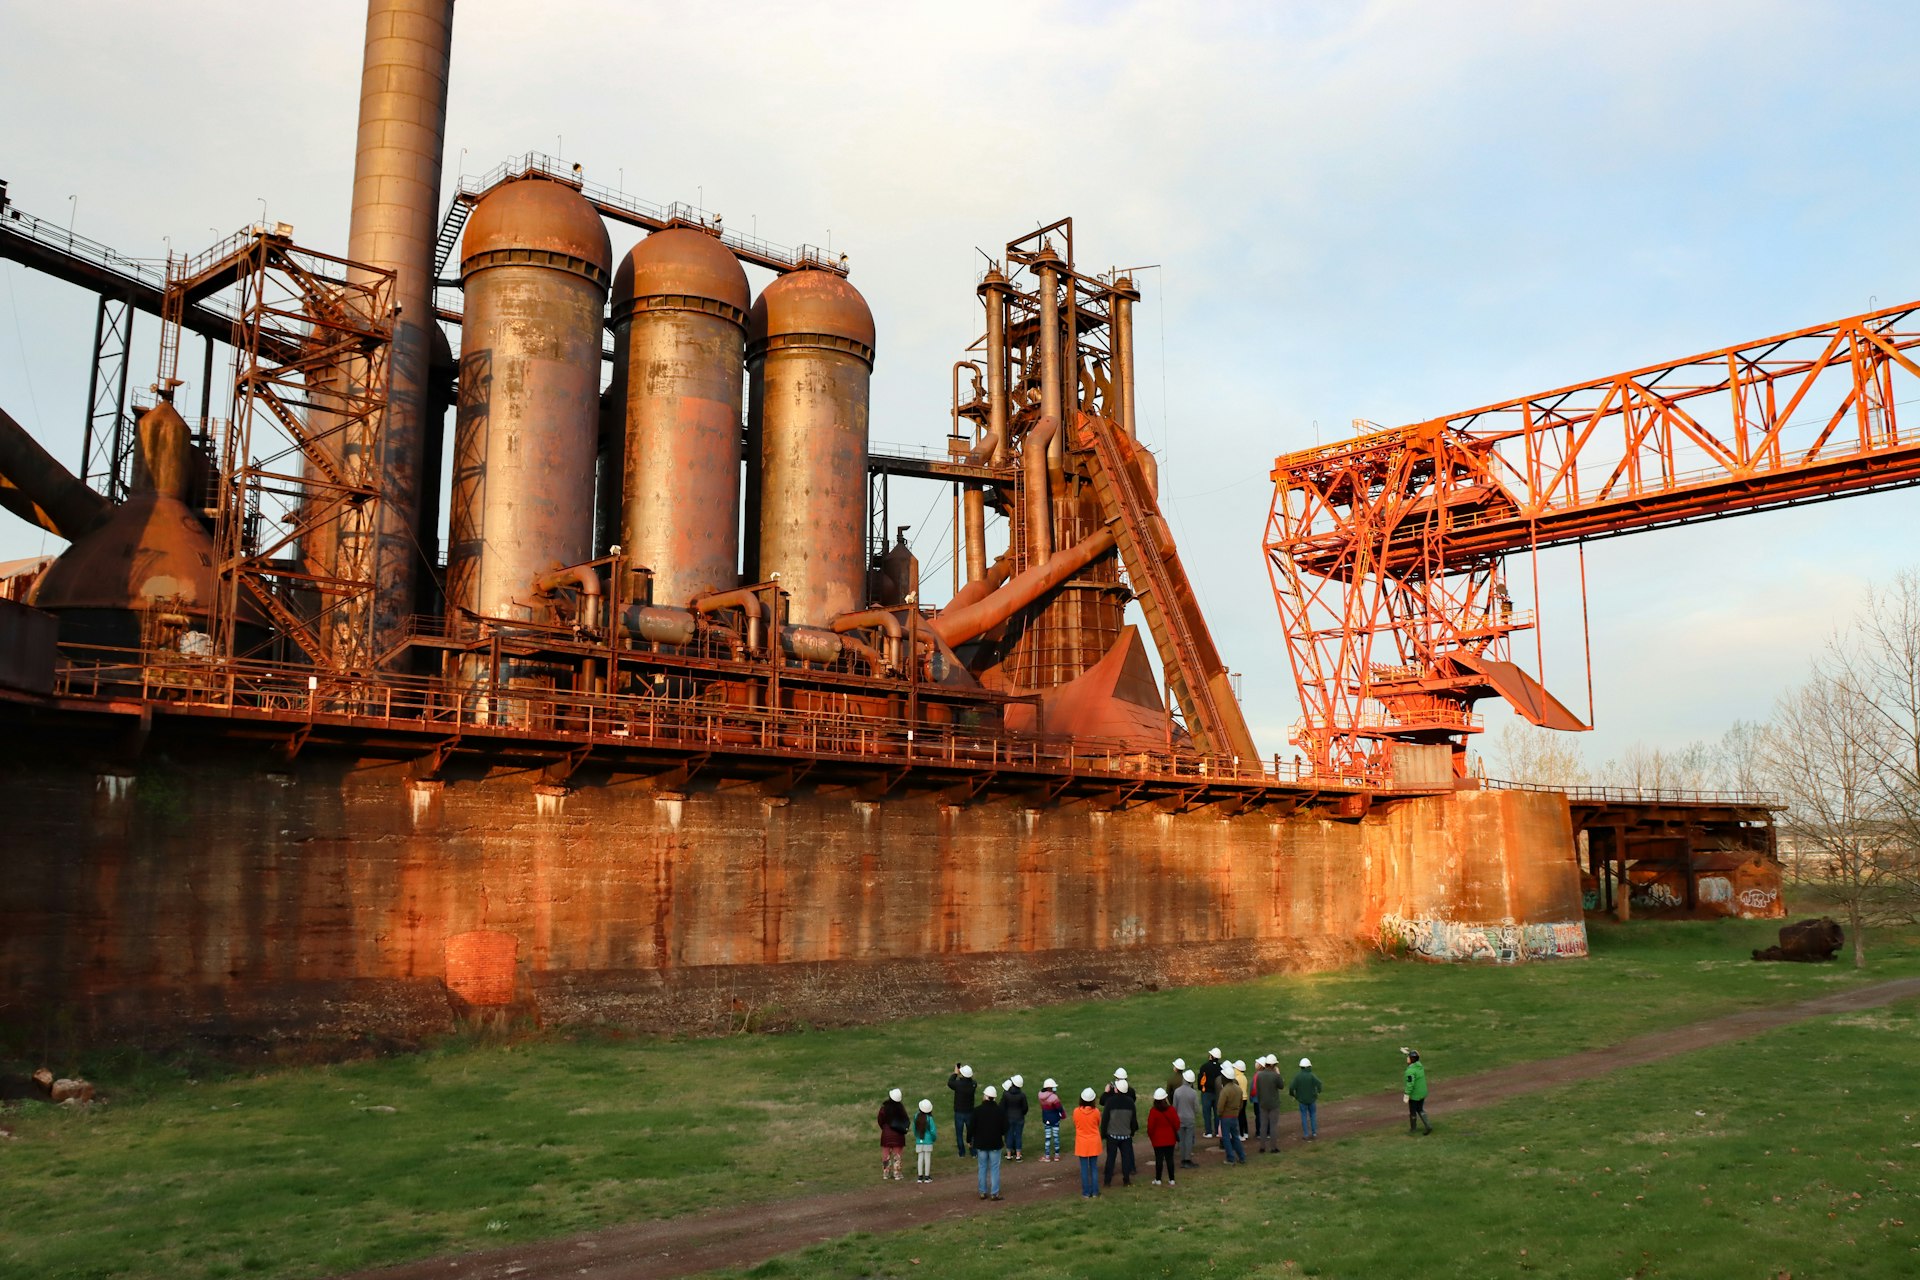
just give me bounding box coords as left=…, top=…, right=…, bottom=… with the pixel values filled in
left=690, top=585, right=765, bottom=654
left=831, top=607, right=905, bottom=675
left=929, top=527, right=1115, bottom=648
left=1035, top=250, right=1063, bottom=472
left=1023, top=414, right=1058, bottom=563
left=981, top=269, right=1010, bottom=465
left=0, top=403, right=108, bottom=540
left=944, top=550, right=1015, bottom=613
left=1113, top=276, right=1139, bottom=440
left=347, top=0, right=454, bottom=659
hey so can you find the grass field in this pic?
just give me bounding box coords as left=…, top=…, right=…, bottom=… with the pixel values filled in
left=729, top=994, right=1920, bottom=1279
left=3, top=908, right=1916, bottom=1280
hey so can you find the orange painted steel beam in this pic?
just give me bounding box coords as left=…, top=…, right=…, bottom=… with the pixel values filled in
left=1265, top=300, right=1920, bottom=782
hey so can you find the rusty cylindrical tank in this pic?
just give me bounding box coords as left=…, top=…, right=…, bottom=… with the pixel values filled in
left=447, top=176, right=611, bottom=626
left=342, top=0, right=454, bottom=657
left=611, top=228, right=750, bottom=607
left=746, top=267, right=875, bottom=628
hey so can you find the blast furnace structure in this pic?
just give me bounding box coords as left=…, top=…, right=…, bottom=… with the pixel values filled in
left=0, top=0, right=1611, bottom=1048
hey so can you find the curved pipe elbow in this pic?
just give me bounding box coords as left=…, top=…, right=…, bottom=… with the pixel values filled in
left=691, top=586, right=766, bottom=654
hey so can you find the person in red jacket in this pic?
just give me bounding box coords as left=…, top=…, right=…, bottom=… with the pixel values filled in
left=1146, top=1087, right=1181, bottom=1186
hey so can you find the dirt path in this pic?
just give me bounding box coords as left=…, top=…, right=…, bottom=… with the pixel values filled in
left=343, top=975, right=1920, bottom=1280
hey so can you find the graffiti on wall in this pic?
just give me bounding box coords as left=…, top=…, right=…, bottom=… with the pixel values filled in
left=1634, top=881, right=1683, bottom=909
left=1698, top=876, right=1732, bottom=904
left=1379, top=915, right=1587, bottom=963
left=1738, top=887, right=1778, bottom=911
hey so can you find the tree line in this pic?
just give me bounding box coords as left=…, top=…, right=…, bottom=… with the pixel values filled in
left=1489, top=570, right=1920, bottom=967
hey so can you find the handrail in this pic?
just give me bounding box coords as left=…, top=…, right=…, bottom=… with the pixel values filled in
left=1483, top=776, right=1784, bottom=808
left=44, top=643, right=1429, bottom=795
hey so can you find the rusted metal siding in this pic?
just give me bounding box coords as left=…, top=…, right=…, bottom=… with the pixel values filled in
left=0, top=758, right=1583, bottom=1045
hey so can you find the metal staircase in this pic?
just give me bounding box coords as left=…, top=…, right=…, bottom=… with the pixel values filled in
left=1076, top=412, right=1259, bottom=761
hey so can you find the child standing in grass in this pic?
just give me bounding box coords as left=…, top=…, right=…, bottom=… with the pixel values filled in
left=912, top=1099, right=938, bottom=1182
left=1073, top=1087, right=1103, bottom=1197
left=1039, top=1078, right=1064, bottom=1161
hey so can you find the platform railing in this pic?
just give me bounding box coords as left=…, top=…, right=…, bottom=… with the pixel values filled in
left=46, top=644, right=1418, bottom=793
left=1483, top=776, right=1784, bottom=808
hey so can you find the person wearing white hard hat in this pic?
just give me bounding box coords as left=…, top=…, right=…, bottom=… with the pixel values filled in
left=972, top=1084, right=1008, bottom=1199
left=1147, top=1087, right=1180, bottom=1185
left=1038, top=1078, right=1065, bottom=1161
left=1100, top=1068, right=1139, bottom=1187
left=947, top=1063, right=976, bottom=1157
left=1004, top=1074, right=1030, bottom=1162
left=1072, top=1087, right=1103, bottom=1197
left=1199, top=1048, right=1225, bottom=1137
left=1165, top=1057, right=1187, bottom=1100
left=1289, top=1057, right=1323, bottom=1141
left=1254, top=1056, right=1284, bottom=1153
left=877, top=1087, right=910, bottom=1181
left=912, top=1098, right=940, bottom=1181
left=1173, top=1068, right=1201, bottom=1167
left=1232, top=1061, right=1250, bottom=1145
left=1216, top=1060, right=1247, bottom=1164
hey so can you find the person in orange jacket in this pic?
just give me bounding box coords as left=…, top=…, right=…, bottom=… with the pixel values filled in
left=1072, top=1087, right=1104, bottom=1198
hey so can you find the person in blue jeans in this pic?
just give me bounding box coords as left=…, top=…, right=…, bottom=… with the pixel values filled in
left=1072, top=1088, right=1102, bottom=1197
left=947, top=1063, right=976, bottom=1156
left=1289, top=1057, right=1323, bottom=1141
left=1217, top=1062, right=1248, bottom=1164
left=1003, top=1075, right=1029, bottom=1161
left=971, top=1083, right=1008, bottom=1200
left=1038, top=1078, right=1065, bottom=1160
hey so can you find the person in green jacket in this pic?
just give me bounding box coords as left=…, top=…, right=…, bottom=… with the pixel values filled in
left=1402, top=1047, right=1431, bottom=1134
left=1288, top=1056, right=1323, bottom=1141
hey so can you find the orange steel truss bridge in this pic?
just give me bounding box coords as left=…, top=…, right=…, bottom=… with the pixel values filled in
left=1265, top=299, right=1920, bottom=785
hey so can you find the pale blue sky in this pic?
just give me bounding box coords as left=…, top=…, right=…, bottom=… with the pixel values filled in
left=3, top=0, right=1917, bottom=768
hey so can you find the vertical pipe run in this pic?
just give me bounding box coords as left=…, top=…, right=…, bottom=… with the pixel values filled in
left=345, top=0, right=454, bottom=661
left=1112, top=276, right=1139, bottom=439
left=1035, top=249, right=1063, bottom=472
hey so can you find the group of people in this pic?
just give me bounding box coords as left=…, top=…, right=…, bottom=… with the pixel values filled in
left=876, top=1048, right=1432, bottom=1201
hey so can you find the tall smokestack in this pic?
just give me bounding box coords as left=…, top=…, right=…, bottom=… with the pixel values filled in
left=347, top=0, right=454, bottom=660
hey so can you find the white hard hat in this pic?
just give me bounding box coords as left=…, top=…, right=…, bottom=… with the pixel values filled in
left=1182, top=1069, right=1196, bottom=1084
left=1114, top=1067, right=1127, bottom=1080
left=1002, top=1079, right=1013, bottom=1092
left=1012, top=1074, right=1023, bottom=1087
left=983, top=1084, right=998, bottom=1100
left=1113, top=1078, right=1129, bottom=1092
left=1235, top=1060, right=1247, bottom=1072
left=960, top=1065, right=973, bottom=1078
left=1220, top=1063, right=1236, bottom=1079
left=1081, top=1086, right=1097, bottom=1102
left=1299, top=1058, right=1312, bottom=1068
left=1172, top=1057, right=1186, bottom=1071
left=1153, top=1087, right=1168, bottom=1101
left=1210, top=1047, right=1222, bottom=1058
left=919, top=1098, right=933, bottom=1112
left=1043, top=1078, right=1057, bottom=1089
left=889, top=1087, right=902, bottom=1102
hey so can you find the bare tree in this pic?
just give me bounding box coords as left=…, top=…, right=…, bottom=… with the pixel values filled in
left=1596, top=739, right=1714, bottom=793
left=1490, top=722, right=1588, bottom=787
left=1760, top=675, right=1900, bottom=967
left=1714, top=719, right=1768, bottom=795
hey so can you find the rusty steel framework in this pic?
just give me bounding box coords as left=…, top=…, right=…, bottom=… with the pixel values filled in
left=159, top=230, right=395, bottom=665
left=1267, top=300, right=1920, bottom=784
